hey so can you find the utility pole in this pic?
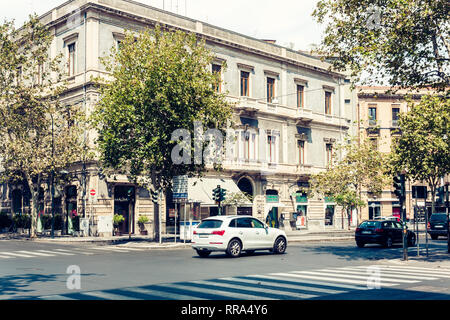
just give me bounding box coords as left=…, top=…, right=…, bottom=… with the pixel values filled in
left=446, top=182, right=449, bottom=254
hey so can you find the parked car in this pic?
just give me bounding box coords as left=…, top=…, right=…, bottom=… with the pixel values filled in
left=427, top=213, right=449, bottom=240
left=191, top=215, right=287, bottom=258
left=355, top=220, right=416, bottom=248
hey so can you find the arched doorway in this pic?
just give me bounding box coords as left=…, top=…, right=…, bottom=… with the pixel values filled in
left=237, top=177, right=254, bottom=215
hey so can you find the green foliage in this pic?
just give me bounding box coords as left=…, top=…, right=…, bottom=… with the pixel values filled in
left=13, top=214, right=31, bottom=229
left=138, top=215, right=149, bottom=225
left=222, top=191, right=252, bottom=206
left=113, top=214, right=125, bottom=227
left=313, top=0, right=449, bottom=92
left=310, top=136, right=389, bottom=214
left=0, top=16, right=85, bottom=238
left=92, top=25, right=234, bottom=190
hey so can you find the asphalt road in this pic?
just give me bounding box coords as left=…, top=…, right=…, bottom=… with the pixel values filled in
left=1, top=238, right=449, bottom=300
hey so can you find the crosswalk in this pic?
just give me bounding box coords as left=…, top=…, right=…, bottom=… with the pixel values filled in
left=36, top=264, right=450, bottom=300
left=0, top=245, right=149, bottom=259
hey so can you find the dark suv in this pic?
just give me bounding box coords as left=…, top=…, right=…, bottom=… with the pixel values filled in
left=427, top=213, right=449, bottom=240
left=355, top=220, right=416, bottom=248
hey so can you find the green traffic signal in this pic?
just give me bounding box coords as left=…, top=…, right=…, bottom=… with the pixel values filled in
left=393, top=174, right=405, bottom=200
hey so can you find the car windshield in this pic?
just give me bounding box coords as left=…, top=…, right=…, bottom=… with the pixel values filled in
left=430, top=214, right=447, bottom=222
left=359, top=221, right=381, bottom=228
left=197, top=220, right=223, bottom=229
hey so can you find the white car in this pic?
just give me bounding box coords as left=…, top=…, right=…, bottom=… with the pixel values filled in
left=191, top=215, right=288, bottom=258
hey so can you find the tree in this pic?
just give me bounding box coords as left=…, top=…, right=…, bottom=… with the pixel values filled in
left=313, top=0, right=450, bottom=92
left=92, top=25, right=233, bottom=235
left=310, top=137, right=390, bottom=228
left=0, top=16, right=84, bottom=238
left=390, top=94, right=450, bottom=216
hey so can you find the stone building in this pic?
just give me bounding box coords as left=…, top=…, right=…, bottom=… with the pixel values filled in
left=0, top=0, right=358, bottom=237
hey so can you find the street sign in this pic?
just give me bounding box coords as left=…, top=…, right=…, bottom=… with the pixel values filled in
left=90, top=189, right=96, bottom=196
left=173, top=175, right=188, bottom=201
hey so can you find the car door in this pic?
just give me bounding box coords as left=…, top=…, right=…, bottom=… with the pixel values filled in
left=391, top=221, right=403, bottom=243
left=236, top=218, right=257, bottom=249
left=250, top=218, right=272, bottom=249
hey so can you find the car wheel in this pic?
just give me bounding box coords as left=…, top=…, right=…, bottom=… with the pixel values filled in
left=384, top=236, right=393, bottom=248
left=408, top=234, right=416, bottom=247
left=226, top=239, right=242, bottom=258
left=356, top=241, right=365, bottom=248
left=196, top=250, right=211, bottom=258
left=273, top=236, right=287, bottom=254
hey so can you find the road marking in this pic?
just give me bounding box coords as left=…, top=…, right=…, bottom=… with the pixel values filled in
left=0, top=254, right=13, bottom=259
left=352, top=266, right=450, bottom=278
left=0, top=252, right=35, bottom=258
left=36, top=250, right=75, bottom=256
left=209, top=278, right=318, bottom=299
left=270, top=272, right=397, bottom=287
left=60, top=249, right=96, bottom=255
left=38, top=295, right=78, bottom=300
left=228, top=276, right=346, bottom=295
left=245, top=274, right=370, bottom=291
left=80, top=290, right=140, bottom=300
left=125, top=287, right=206, bottom=300
left=291, top=271, right=419, bottom=284
left=163, top=282, right=274, bottom=300
left=91, top=247, right=131, bottom=252
left=16, top=250, right=56, bottom=257
left=377, top=265, right=450, bottom=274
left=325, top=268, right=438, bottom=281
left=113, top=247, right=145, bottom=251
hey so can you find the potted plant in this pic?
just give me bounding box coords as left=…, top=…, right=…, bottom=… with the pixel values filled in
left=138, top=216, right=149, bottom=235
left=113, top=214, right=125, bottom=236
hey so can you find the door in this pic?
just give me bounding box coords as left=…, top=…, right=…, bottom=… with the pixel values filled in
left=266, top=207, right=279, bottom=228
left=251, top=218, right=272, bottom=248
left=236, top=217, right=258, bottom=249
left=392, top=221, right=404, bottom=243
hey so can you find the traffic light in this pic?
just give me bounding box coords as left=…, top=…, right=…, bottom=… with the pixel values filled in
left=151, top=190, right=158, bottom=204
left=393, top=174, right=405, bottom=201
left=213, top=186, right=221, bottom=203
left=437, top=186, right=444, bottom=204
left=219, top=188, right=227, bottom=202
left=127, top=187, right=135, bottom=201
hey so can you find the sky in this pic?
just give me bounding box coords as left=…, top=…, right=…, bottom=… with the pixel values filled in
left=0, top=0, right=325, bottom=51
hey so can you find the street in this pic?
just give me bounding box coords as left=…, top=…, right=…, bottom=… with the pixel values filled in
left=1, top=238, right=449, bottom=300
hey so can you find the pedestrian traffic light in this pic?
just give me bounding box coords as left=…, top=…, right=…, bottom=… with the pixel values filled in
left=393, top=174, right=405, bottom=201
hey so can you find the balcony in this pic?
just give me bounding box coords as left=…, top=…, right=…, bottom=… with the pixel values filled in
left=366, top=119, right=380, bottom=136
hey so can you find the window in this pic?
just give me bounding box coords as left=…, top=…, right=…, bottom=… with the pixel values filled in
left=68, top=43, right=76, bottom=77
left=236, top=218, right=253, bottom=228
left=298, top=140, right=305, bottom=165
left=212, top=64, right=222, bottom=93
left=326, top=143, right=333, bottom=167
left=297, top=85, right=304, bottom=108
left=197, top=220, right=223, bottom=229
left=240, top=71, right=249, bottom=97
left=268, top=135, right=276, bottom=163
left=325, top=91, right=332, bottom=114
left=368, top=106, right=377, bottom=125
left=250, top=218, right=265, bottom=228
left=392, top=107, right=400, bottom=126
left=267, top=77, right=275, bottom=103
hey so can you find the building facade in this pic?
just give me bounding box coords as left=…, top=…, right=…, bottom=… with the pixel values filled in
left=0, top=0, right=358, bottom=237
left=357, top=86, right=444, bottom=222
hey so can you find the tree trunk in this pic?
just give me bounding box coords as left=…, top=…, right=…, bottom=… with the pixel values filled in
left=26, top=174, right=40, bottom=239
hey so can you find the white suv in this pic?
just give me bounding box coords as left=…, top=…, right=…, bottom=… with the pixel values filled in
left=191, top=215, right=288, bottom=258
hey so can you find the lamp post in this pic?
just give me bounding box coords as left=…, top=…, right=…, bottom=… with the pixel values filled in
left=446, top=181, right=449, bottom=254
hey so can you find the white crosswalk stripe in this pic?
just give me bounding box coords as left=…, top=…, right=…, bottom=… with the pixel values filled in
left=16, top=250, right=56, bottom=257
left=0, top=251, right=36, bottom=258
left=36, top=249, right=76, bottom=256
left=33, top=264, right=450, bottom=300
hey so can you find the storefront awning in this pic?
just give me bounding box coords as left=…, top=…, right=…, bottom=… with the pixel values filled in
left=188, top=177, right=252, bottom=207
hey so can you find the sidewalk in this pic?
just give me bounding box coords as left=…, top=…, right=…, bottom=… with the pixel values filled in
left=0, top=228, right=356, bottom=246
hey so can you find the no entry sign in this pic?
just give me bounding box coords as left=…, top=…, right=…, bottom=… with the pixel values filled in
left=90, top=189, right=96, bottom=196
